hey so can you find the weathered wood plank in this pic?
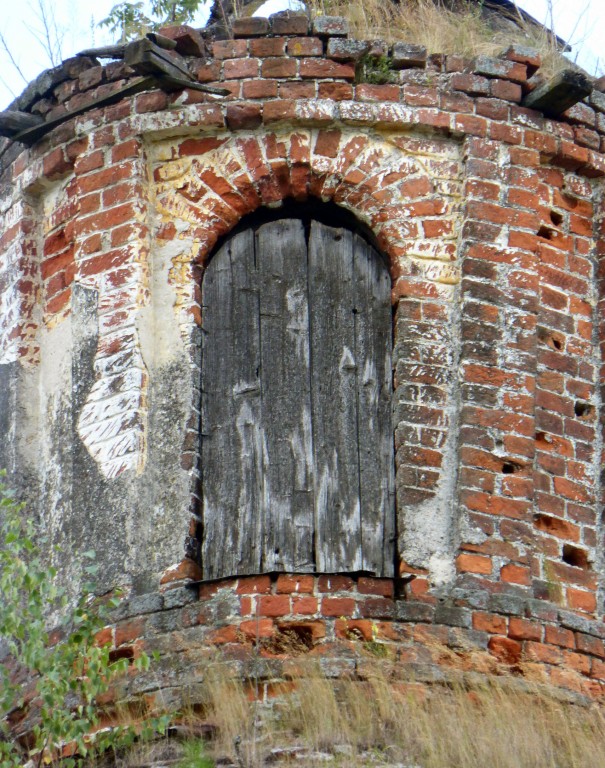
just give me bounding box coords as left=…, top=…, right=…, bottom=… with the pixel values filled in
left=522, top=69, right=593, bottom=116
left=353, top=235, right=395, bottom=575
left=256, top=219, right=315, bottom=572
left=308, top=221, right=363, bottom=572
left=155, top=75, right=231, bottom=96
left=77, top=44, right=126, bottom=59
left=11, top=76, right=155, bottom=145
left=146, top=32, right=178, bottom=50
left=201, top=229, right=263, bottom=578
left=0, top=111, right=44, bottom=137
left=124, top=38, right=192, bottom=81
left=201, top=216, right=394, bottom=579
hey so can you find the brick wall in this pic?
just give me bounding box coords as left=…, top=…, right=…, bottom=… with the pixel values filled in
left=2, top=12, right=605, bottom=702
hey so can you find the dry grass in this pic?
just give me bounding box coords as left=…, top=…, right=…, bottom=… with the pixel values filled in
left=140, top=662, right=605, bottom=768
left=306, top=0, right=571, bottom=79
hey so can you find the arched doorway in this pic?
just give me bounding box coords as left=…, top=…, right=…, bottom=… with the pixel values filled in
left=200, top=207, right=395, bottom=578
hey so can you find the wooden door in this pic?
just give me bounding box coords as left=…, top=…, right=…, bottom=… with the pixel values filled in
left=200, top=218, right=394, bottom=578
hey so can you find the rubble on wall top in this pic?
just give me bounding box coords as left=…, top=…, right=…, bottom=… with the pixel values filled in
left=0, top=11, right=603, bottom=156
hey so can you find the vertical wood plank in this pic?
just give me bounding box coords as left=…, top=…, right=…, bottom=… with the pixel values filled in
left=257, top=219, right=315, bottom=572
left=353, top=234, right=395, bottom=576
left=308, top=221, right=363, bottom=572
left=201, top=214, right=394, bottom=579
left=201, top=229, right=263, bottom=578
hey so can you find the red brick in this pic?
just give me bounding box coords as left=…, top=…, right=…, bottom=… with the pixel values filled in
left=335, top=619, right=376, bottom=641
left=356, top=84, right=400, bottom=102
left=135, top=90, right=168, bottom=113
left=279, top=81, right=316, bottom=98
left=562, top=649, right=591, bottom=675
left=261, top=57, right=297, bottom=78
left=314, top=129, right=341, bottom=158
left=43, top=148, right=72, bottom=180
left=508, top=617, right=542, bottom=641
left=473, top=612, right=507, bottom=634
left=94, top=626, right=114, bottom=647
left=456, top=553, right=492, bottom=574
left=500, top=563, right=531, bottom=586
left=226, top=103, right=262, bottom=130
left=276, top=574, right=315, bottom=593
left=576, top=633, right=605, bottom=658
left=299, top=58, right=355, bottom=79
left=318, top=575, right=354, bottom=592
left=287, top=37, right=323, bottom=56
left=490, top=79, right=522, bottom=102
left=567, top=587, right=596, bottom=613
left=359, top=598, right=395, bottom=618
left=263, top=100, right=296, bottom=123
left=488, top=636, right=522, bottom=665
left=592, top=658, right=605, bottom=680
left=525, top=641, right=562, bottom=665
left=318, top=82, right=353, bottom=100
left=545, top=625, right=575, bottom=649
left=291, top=596, right=318, bottom=615
left=242, top=79, right=278, bottom=99
left=115, top=619, right=145, bottom=646
left=208, top=624, right=239, bottom=644
left=321, top=597, right=356, bottom=617
left=212, top=40, right=247, bottom=59
left=271, top=13, right=309, bottom=35
left=257, top=595, right=291, bottom=617
left=224, top=58, right=260, bottom=79
left=534, top=514, right=580, bottom=541
left=358, top=577, right=394, bottom=597
left=239, top=619, right=274, bottom=639
left=236, top=575, right=271, bottom=594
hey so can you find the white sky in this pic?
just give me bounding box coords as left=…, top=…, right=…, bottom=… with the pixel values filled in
left=0, top=0, right=602, bottom=110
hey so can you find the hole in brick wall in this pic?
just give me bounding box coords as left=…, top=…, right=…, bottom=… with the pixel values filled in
left=263, top=624, right=315, bottom=655
left=537, top=225, right=556, bottom=240
left=108, top=647, right=135, bottom=663
left=549, top=210, right=563, bottom=226
left=537, top=327, right=564, bottom=350
left=562, top=544, right=589, bottom=570
left=501, top=461, right=520, bottom=474
left=574, top=401, right=594, bottom=419
left=534, top=513, right=570, bottom=538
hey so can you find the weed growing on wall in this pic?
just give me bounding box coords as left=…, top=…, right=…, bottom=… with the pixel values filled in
left=0, top=472, right=167, bottom=767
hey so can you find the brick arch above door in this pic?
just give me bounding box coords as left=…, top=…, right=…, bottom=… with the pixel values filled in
left=149, top=126, right=464, bottom=580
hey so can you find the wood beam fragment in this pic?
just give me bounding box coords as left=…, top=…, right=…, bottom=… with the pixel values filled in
left=124, top=38, right=192, bottom=81
left=0, top=111, right=44, bottom=137
left=11, top=77, right=156, bottom=145
left=76, top=44, right=126, bottom=59
left=156, top=75, right=231, bottom=96
left=146, top=33, right=178, bottom=50
left=522, top=69, right=593, bottom=116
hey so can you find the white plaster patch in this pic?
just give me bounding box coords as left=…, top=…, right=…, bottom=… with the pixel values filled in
left=77, top=357, right=148, bottom=479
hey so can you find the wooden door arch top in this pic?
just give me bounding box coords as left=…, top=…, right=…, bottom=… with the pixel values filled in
left=200, top=213, right=395, bottom=580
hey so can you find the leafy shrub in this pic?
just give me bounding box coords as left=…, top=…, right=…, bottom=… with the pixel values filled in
left=0, top=472, right=166, bottom=768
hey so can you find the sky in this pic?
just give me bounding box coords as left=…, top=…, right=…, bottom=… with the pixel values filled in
left=0, top=0, right=602, bottom=110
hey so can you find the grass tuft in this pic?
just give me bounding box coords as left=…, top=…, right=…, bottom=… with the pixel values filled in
left=308, top=0, right=573, bottom=79
left=114, top=661, right=605, bottom=768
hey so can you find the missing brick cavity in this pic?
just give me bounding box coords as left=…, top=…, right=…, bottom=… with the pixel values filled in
left=562, top=545, right=589, bottom=570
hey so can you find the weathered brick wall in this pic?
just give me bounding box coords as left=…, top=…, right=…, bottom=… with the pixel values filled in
left=2, top=12, right=605, bottom=702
